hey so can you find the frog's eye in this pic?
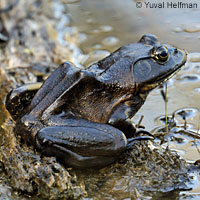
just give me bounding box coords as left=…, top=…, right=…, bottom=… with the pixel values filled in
left=154, top=46, right=169, bottom=62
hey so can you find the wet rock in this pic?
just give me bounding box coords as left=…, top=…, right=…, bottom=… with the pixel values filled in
left=187, top=52, right=200, bottom=62
left=102, top=36, right=119, bottom=46
left=99, top=25, right=113, bottom=32
left=174, top=108, right=199, bottom=120
left=183, top=23, right=200, bottom=33
left=83, top=49, right=110, bottom=67
left=177, top=74, right=200, bottom=82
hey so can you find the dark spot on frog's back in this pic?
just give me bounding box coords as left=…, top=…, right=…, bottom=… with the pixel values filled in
left=5, top=34, right=187, bottom=168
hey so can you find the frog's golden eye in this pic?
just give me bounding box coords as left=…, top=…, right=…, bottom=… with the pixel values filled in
left=154, top=46, right=169, bottom=62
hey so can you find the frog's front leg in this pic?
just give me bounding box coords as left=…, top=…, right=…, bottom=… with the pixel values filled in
left=35, top=117, right=127, bottom=168
left=108, top=102, right=154, bottom=143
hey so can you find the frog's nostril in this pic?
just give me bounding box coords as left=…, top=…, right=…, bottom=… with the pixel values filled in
left=174, top=48, right=178, bottom=54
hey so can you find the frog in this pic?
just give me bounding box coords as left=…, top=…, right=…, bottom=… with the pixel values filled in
left=5, top=34, right=187, bottom=169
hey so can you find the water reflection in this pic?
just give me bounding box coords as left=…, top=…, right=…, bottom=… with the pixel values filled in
left=67, top=0, right=200, bottom=53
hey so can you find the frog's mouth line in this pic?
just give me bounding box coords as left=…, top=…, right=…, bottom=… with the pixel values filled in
left=141, top=60, right=186, bottom=92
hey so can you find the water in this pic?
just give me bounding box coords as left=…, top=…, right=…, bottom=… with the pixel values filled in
left=67, top=0, right=200, bottom=53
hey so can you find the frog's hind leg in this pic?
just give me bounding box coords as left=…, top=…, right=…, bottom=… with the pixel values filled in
left=35, top=118, right=127, bottom=169
left=5, top=82, right=42, bottom=121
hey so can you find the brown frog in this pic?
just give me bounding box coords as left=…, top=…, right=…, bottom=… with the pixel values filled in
left=5, top=34, right=187, bottom=168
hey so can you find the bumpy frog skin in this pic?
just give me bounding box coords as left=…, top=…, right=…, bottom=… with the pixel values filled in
left=5, top=34, right=187, bottom=168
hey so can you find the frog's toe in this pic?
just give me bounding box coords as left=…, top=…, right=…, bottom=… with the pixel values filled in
left=127, top=131, right=155, bottom=149
left=135, top=130, right=155, bottom=138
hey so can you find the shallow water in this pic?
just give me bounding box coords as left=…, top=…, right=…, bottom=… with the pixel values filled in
left=67, top=0, right=200, bottom=53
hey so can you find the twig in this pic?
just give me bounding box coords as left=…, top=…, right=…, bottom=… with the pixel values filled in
left=164, top=84, right=168, bottom=132
left=136, top=115, right=144, bottom=128
left=193, top=115, right=200, bottom=155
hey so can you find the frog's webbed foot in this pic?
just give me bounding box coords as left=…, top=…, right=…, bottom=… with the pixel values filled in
left=127, top=130, right=155, bottom=149
left=35, top=118, right=127, bottom=169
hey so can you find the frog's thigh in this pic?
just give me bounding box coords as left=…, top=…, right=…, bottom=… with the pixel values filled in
left=36, top=119, right=127, bottom=168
